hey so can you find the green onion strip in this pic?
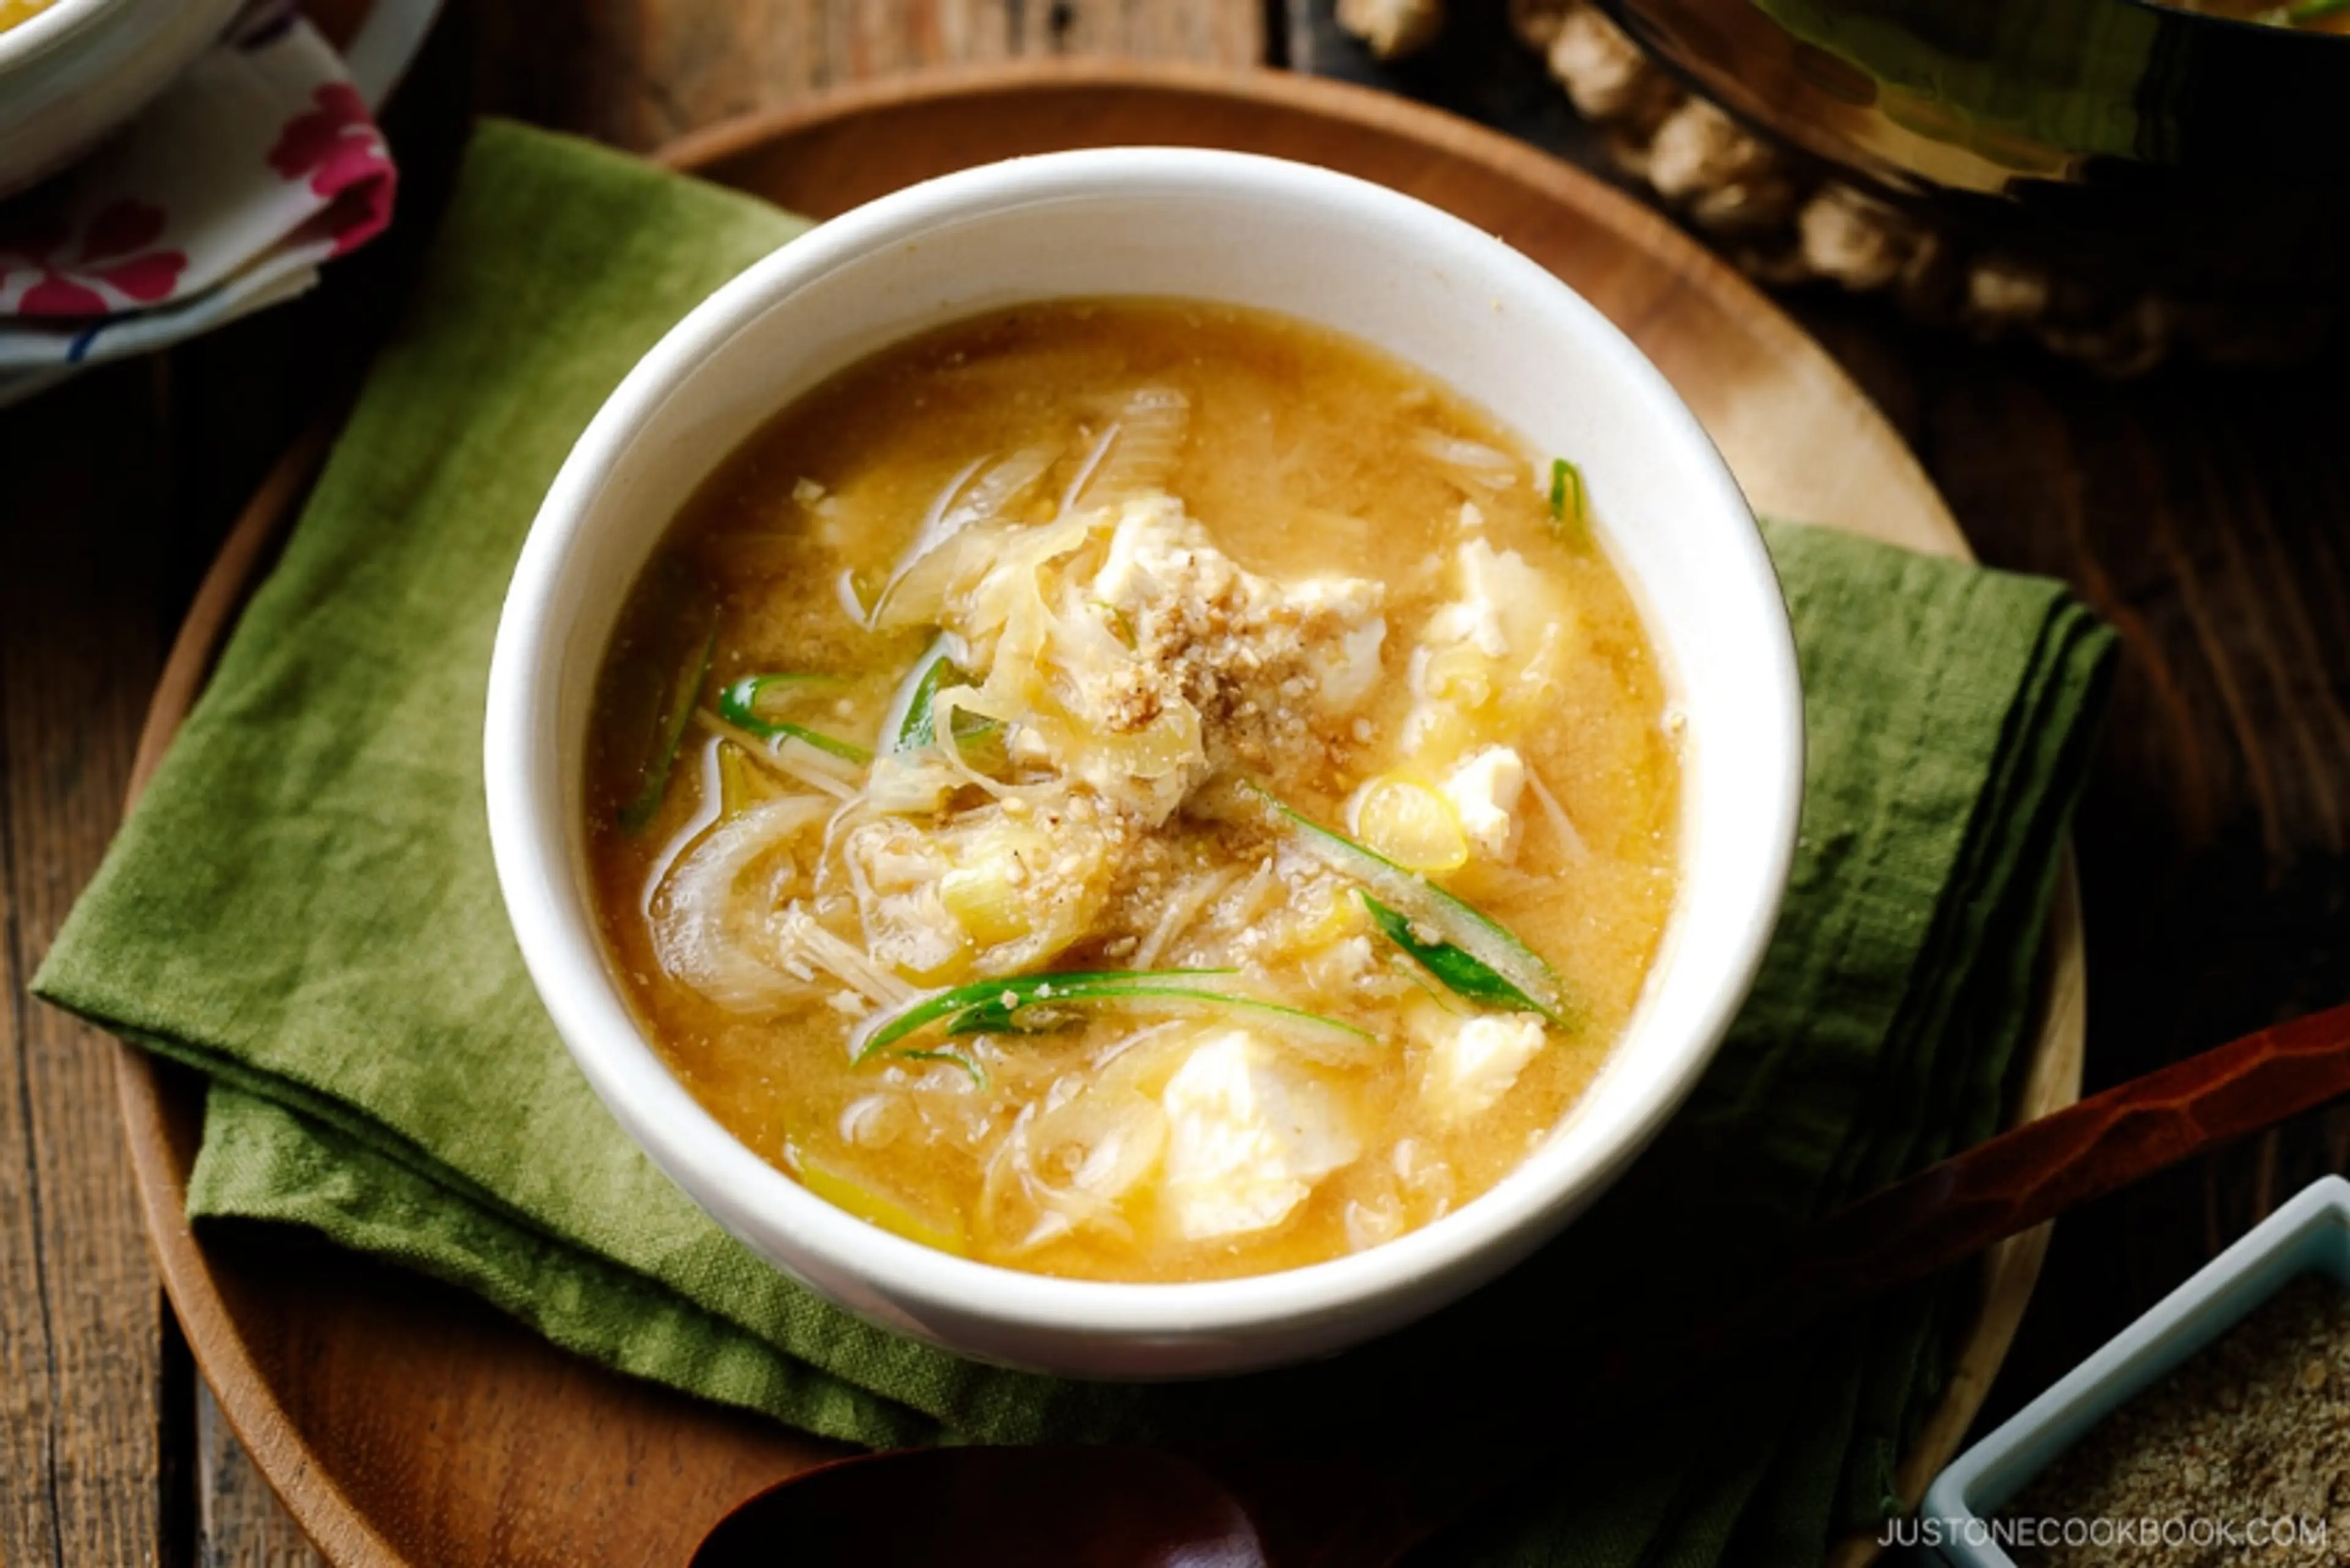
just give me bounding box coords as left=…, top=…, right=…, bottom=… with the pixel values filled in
left=851, top=968, right=1370, bottom=1062
left=1245, top=783, right=1570, bottom=1024
left=717, top=673, right=871, bottom=763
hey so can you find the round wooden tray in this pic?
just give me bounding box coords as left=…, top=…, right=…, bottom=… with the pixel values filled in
left=114, top=59, right=2086, bottom=1568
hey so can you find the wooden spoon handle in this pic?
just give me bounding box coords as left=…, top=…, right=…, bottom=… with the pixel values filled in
left=1707, top=996, right=2350, bottom=1361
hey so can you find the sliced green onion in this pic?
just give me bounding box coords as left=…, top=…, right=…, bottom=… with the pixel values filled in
left=890, top=640, right=964, bottom=752
left=854, top=968, right=1229, bottom=1057
left=619, top=624, right=715, bottom=832
left=1360, top=892, right=1558, bottom=1020
left=2288, top=0, right=2350, bottom=23
left=851, top=968, right=1372, bottom=1060
left=1548, top=457, right=1588, bottom=545
left=720, top=671, right=847, bottom=722
left=777, top=724, right=870, bottom=764
left=942, top=987, right=1373, bottom=1047
left=884, top=635, right=1007, bottom=767
left=717, top=674, right=872, bottom=763
left=1244, top=782, right=1570, bottom=1024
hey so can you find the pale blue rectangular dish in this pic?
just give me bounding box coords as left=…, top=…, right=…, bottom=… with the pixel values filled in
left=1922, top=1174, right=2350, bottom=1566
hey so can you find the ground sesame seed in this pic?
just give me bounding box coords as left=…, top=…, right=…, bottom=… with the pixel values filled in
left=2001, top=1277, right=2350, bottom=1564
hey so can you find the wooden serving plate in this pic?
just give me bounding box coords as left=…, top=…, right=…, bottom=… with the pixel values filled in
left=113, top=59, right=2086, bottom=1568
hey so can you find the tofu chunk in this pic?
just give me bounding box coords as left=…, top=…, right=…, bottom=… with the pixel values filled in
left=1309, top=611, right=1389, bottom=712
left=1420, top=1012, right=1548, bottom=1127
left=1442, top=745, right=1528, bottom=861
left=1159, top=1030, right=1361, bottom=1241
left=1088, top=495, right=1206, bottom=609
left=1420, top=588, right=1509, bottom=663
left=1404, top=539, right=1569, bottom=753
left=1075, top=498, right=1387, bottom=780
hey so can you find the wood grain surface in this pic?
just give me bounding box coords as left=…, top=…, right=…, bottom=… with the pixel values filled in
left=1, top=357, right=179, bottom=1568
left=476, top=0, right=1265, bottom=151
left=1, top=1, right=2344, bottom=1565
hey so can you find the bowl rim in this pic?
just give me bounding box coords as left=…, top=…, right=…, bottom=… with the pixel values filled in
left=0, top=0, right=129, bottom=71
left=485, top=146, right=1805, bottom=1353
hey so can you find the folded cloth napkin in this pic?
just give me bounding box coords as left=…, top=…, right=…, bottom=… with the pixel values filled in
left=37, top=121, right=2117, bottom=1563
left=0, top=0, right=396, bottom=392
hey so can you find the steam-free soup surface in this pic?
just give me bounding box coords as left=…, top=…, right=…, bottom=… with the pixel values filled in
left=589, top=300, right=1679, bottom=1282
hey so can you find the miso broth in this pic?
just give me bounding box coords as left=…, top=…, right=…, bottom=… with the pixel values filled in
left=588, top=300, right=1680, bottom=1283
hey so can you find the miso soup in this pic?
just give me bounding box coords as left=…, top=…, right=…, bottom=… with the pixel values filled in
left=587, top=300, right=1680, bottom=1283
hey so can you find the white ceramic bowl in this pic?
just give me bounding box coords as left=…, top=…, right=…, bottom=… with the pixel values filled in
left=0, top=0, right=245, bottom=195
left=485, top=148, right=1804, bottom=1378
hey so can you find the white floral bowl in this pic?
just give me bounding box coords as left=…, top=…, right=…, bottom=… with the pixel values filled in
left=485, top=148, right=1805, bottom=1378
left=0, top=0, right=245, bottom=196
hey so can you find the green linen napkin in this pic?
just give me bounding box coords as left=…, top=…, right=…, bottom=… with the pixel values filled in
left=37, top=120, right=2116, bottom=1564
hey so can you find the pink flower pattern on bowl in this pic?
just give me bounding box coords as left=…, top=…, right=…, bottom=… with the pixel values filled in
left=0, top=6, right=398, bottom=370
left=266, top=83, right=396, bottom=259
left=0, top=200, right=188, bottom=318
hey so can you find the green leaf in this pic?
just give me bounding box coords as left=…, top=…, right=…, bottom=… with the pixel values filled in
left=854, top=969, right=1234, bottom=1058
left=717, top=674, right=872, bottom=763
left=1360, top=892, right=1555, bottom=1020
left=851, top=968, right=1373, bottom=1061
left=1548, top=457, right=1588, bottom=546
left=1242, top=782, right=1570, bottom=1021
left=892, top=645, right=963, bottom=751
left=886, top=637, right=1007, bottom=770
left=619, top=623, right=716, bottom=832
left=944, top=987, right=1371, bottom=1045
left=774, top=723, right=871, bottom=764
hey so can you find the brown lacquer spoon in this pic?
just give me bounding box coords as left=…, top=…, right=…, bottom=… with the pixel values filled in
left=690, top=999, right=2350, bottom=1568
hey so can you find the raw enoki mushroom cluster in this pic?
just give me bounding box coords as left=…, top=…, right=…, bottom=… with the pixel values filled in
left=1337, top=0, right=2335, bottom=374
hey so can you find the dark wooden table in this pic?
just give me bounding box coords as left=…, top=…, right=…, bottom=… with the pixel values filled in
left=4, top=2, right=2346, bottom=1562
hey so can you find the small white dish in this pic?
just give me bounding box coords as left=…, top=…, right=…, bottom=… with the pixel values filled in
left=485, top=147, right=1805, bottom=1378
left=1922, top=1174, right=2350, bottom=1564
left=0, top=0, right=245, bottom=196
